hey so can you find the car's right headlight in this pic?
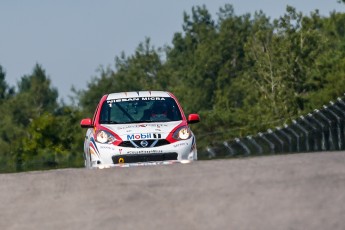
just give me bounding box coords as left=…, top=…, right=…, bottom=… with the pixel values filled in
left=172, top=126, right=192, bottom=140
left=95, top=130, right=116, bottom=143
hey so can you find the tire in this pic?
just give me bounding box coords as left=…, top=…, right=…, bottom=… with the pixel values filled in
left=84, top=153, right=92, bottom=168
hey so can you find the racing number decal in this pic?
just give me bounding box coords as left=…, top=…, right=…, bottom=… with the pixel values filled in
left=118, top=157, right=125, bottom=163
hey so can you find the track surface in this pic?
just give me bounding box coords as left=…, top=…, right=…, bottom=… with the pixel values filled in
left=1, top=151, right=345, bottom=230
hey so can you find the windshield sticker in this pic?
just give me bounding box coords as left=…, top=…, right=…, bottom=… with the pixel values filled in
left=107, top=97, right=166, bottom=103
left=141, top=97, right=165, bottom=101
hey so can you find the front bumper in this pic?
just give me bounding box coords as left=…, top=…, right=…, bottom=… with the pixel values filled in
left=92, top=160, right=192, bottom=169
left=89, top=138, right=197, bottom=167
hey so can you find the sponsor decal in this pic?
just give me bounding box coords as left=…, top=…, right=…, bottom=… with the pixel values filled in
left=108, top=98, right=140, bottom=103
left=119, top=149, right=123, bottom=154
left=117, top=124, right=168, bottom=130
left=107, top=97, right=166, bottom=103
left=153, top=133, right=162, bottom=139
left=99, top=146, right=114, bottom=149
left=127, top=133, right=152, bottom=140
left=127, top=133, right=162, bottom=140
left=117, top=125, right=133, bottom=130
left=127, top=150, right=163, bottom=154
left=173, top=142, right=188, bottom=148
left=141, top=97, right=166, bottom=101
left=112, top=161, right=175, bottom=167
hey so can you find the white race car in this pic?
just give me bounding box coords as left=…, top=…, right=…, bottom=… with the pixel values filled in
left=80, top=91, right=200, bottom=168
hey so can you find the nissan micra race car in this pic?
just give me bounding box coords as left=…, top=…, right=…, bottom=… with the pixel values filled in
left=80, top=91, right=200, bottom=168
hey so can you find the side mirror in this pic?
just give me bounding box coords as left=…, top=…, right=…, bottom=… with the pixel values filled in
left=80, top=118, right=93, bottom=128
left=187, top=114, right=200, bottom=124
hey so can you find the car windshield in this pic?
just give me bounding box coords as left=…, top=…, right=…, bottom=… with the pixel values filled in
left=99, top=97, right=182, bottom=124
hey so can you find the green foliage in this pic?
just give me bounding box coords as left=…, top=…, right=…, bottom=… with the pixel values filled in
left=0, top=66, right=14, bottom=102
left=21, top=109, right=84, bottom=170
left=165, top=5, right=218, bottom=113
left=0, top=65, right=84, bottom=172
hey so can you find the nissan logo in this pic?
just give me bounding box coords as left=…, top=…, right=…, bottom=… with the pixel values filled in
left=140, top=140, right=149, bottom=147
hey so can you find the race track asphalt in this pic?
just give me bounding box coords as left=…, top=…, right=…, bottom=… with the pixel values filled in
left=1, top=151, right=345, bottom=230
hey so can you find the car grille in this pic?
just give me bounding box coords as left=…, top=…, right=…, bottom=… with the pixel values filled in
left=118, top=139, right=170, bottom=148
left=112, top=153, right=178, bottom=164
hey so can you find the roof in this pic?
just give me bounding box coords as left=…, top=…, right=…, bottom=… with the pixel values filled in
left=106, top=91, right=171, bottom=100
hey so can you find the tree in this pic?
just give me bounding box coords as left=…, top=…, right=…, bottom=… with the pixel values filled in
left=12, top=64, right=58, bottom=127
left=0, top=64, right=61, bottom=171
left=21, top=107, right=84, bottom=170
left=0, top=65, right=14, bottom=102
left=229, top=6, right=331, bottom=130
left=165, top=5, right=217, bottom=113
left=304, top=12, right=345, bottom=108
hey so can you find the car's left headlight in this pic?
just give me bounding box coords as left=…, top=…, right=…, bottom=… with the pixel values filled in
left=95, top=130, right=116, bottom=143
left=173, top=126, right=192, bottom=140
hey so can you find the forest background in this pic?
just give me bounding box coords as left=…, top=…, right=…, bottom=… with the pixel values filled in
left=1, top=2, right=345, bottom=172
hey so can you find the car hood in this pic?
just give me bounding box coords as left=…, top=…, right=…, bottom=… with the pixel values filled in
left=101, top=121, right=183, bottom=141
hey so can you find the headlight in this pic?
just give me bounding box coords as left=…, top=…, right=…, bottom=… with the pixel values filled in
left=95, top=130, right=116, bottom=143
left=173, top=126, right=192, bottom=140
